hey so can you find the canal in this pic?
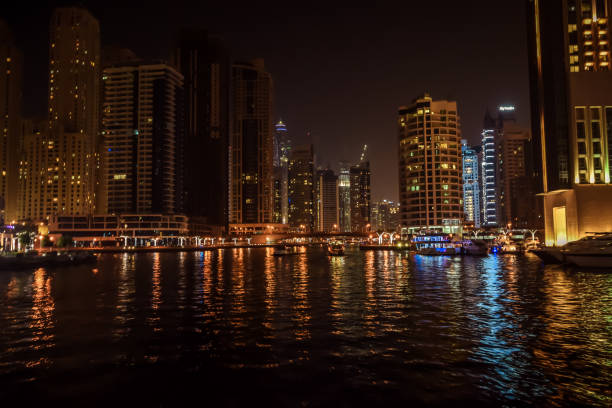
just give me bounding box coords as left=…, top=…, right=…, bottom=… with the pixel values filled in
left=0, top=248, right=610, bottom=406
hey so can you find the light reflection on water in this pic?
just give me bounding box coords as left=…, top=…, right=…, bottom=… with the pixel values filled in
left=0, top=249, right=610, bottom=406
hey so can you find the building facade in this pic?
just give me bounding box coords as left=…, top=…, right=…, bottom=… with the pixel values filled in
left=288, top=144, right=314, bottom=231
left=337, top=161, right=351, bottom=232
left=461, top=140, right=481, bottom=228
left=481, top=111, right=498, bottom=227
left=102, top=63, right=185, bottom=215
left=230, top=59, right=274, bottom=224
left=174, top=30, right=230, bottom=229
left=315, top=168, right=338, bottom=232
left=398, top=94, right=463, bottom=234
left=527, top=0, right=612, bottom=245
left=349, top=146, right=371, bottom=232
left=0, top=21, right=22, bottom=224
left=371, top=199, right=400, bottom=232
left=273, top=120, right=290, bottom=224
left=47, top=7, right=101, bottom=216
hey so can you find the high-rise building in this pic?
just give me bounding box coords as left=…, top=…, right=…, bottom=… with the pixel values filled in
left=315, top=168, right=338, bottom=232
left=349, top=145, right=371, bottom=232
left=273, top=120, right=290, bottom=224
left=17, top=121, right=46, bottom=221
left=371, top=200, right=400, bottom=232
left=102, top=63, right=185, bottom=214
left=461, top=140, right=481, bottom=228
left=495, top=115, right=532, bottom=228
left=398, top=94, right=463, bottom=234
left=34, top=7, right=101, bottom=218
left=174, top=30, right=230, bottom=229
left=0, top=21, right=22, bottom=224
left=481, top=111, right=498, bottom=227
left=230, top=59, right=274, bottom=224
left=337, top=161, right=351, bottom=232
left=288, top=144, right=314, bottom=231
left=527, top=0, right=612, bottom=245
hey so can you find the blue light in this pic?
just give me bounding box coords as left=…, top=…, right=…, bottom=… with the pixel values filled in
left=108, top=148, right=112, bottom=152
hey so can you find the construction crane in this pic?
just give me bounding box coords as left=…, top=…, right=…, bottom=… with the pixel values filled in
left=359, top=144, right=368, bottom=163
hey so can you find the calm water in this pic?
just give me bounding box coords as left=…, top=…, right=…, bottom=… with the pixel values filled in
left=0, top=248, right=611, bottom=406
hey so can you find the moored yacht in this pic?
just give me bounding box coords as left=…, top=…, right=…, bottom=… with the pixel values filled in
left=561, top=233, right=612, bottom=269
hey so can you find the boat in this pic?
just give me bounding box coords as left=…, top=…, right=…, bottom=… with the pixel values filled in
left=413, top=233, right=461, bottom=256
left=417, top=246, right=459, bottom=256
left=462, top=239, right=488, bottom=256
left=523, top=237, right=541, bottom=252
left=561, top=233, right=612, bottom=268
left=500, top=243, right=521, bottom=254
left=273, top=245, right=299, bottom=256
left=327, top=241, right=345, bottom=256
left=531, top=247, right=565, bottom=264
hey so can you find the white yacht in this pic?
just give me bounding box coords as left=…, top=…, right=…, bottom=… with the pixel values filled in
left=561, top=233, right=612, bottom=269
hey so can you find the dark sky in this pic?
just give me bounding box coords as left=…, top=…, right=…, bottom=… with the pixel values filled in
left=3, top=1, right=530, bottom=202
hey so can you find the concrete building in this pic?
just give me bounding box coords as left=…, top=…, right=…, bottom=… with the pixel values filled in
left=315, top=168, right=338, bottom=232
left=102, top=63, right=184, bottom=215
left=337, top=161, right=351, bottom=232
left=350, top=146, right=371, bottom=232
left=174, top=30, right=230, bottom=230
left=0, top=21, right=22, bottom=224
left=288, top=144, right=314, bottom=231
left=461, top=140, right=481, bottom=228
left=527, top=0, right=612, bottom=245
left=398, top=94, right=463, bottom=234
left=230, top=59, right=274, bottom=224
left=371, top=199, right=400, bottom=232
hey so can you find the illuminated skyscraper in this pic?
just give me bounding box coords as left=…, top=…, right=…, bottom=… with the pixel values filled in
left=527, top=0, right=612, bottom=244
left=273, top=120, right=290, bottom=224
left=461, top=140, right=481, bottom=228
left=481, top=111, right=498, bottom=227
left=398, top=94, right=463, bottom=234
left=371, top=200, right=400, bottom=231
left=102, top=63, right=184, bottom=214
left=0, top=21, right=22, bottom=223
left=315, top=168, right=338, bottom=232
left=349, top=145, right=371, bottom=232
left=338, top=161, right=351, bottom=232
left=230, top=59, right=274, bottom=224
left=288, top=144, right=314, bottom=231
left=175, top=30, right=230, bottom=228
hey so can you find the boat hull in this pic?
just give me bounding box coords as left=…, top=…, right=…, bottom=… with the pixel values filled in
left=531, top=248, right=564, bottom=264
left=565, top=254, right=612, bottom=269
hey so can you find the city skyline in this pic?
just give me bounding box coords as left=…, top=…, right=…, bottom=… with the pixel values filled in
left=2, top=1, right=530, bottom=202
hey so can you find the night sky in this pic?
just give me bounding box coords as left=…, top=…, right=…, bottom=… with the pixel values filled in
left=3, top=1, right=530, bottom=202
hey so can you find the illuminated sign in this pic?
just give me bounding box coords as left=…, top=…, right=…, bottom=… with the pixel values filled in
left=499, top=106, right=515, bottom=111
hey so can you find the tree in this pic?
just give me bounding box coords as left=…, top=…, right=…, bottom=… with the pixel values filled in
left=17, top=231, right=33, bottom=250
left=57, top=235, right=73, bottom=248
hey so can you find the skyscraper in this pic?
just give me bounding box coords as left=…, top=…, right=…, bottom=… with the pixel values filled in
left=174, top=30, right=230, bottom=229
left=45, top=7, right=100, bottom=216
left=315, top=168, right=338, bottom=232
left=398, top=94, right=463, bottom=234
left=481, top=111, right=498, bottom=227
left=337, top=161, right=351, bottom=232
left=288, top=144, right=314, bottom=231
left=527, top=0, right=612, bottom=244
left=102, top=63, right=185, bottom=214
left=230, top=59, right=274, bottom=224
left=349, top=145, right=371, bottom=232
left=273, top=120, right=290, bottom=224
left=371, top=200, right=400, bottom=232
left=461, top=140, right=481, bottom=228
left=0, top=21, right=22, bottom=224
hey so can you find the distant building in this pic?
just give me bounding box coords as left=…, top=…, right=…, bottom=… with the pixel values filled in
left=273, top=120, right=290, bottom=224
left=230, top=59, right=274, bottom=224
left=527, top=0, right=612, bottom=245
left=398, top=94, right=463, bottom=234
left=18, top=121, right=46, bottom=221
left=288, top=144, right=314, bottom=231
left=102, top=63, right=185, bottom=215
left=0, top=21, right=22, bottom=224
left=337, top=161, right=351, bottom=232
left=174, top=30, right=230, bottom=229
left=350, top=146, right=371, bottom=232
left=371, top=200, right=400, bottom=232
left=461, top=140, right=481, bottom=228
left=481, top=111, right=498, bottom=227
left=315, top=168, right=338, bottom=232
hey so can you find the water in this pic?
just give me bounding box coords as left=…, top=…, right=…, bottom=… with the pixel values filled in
left=0, top=248, right=610, bottom=406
